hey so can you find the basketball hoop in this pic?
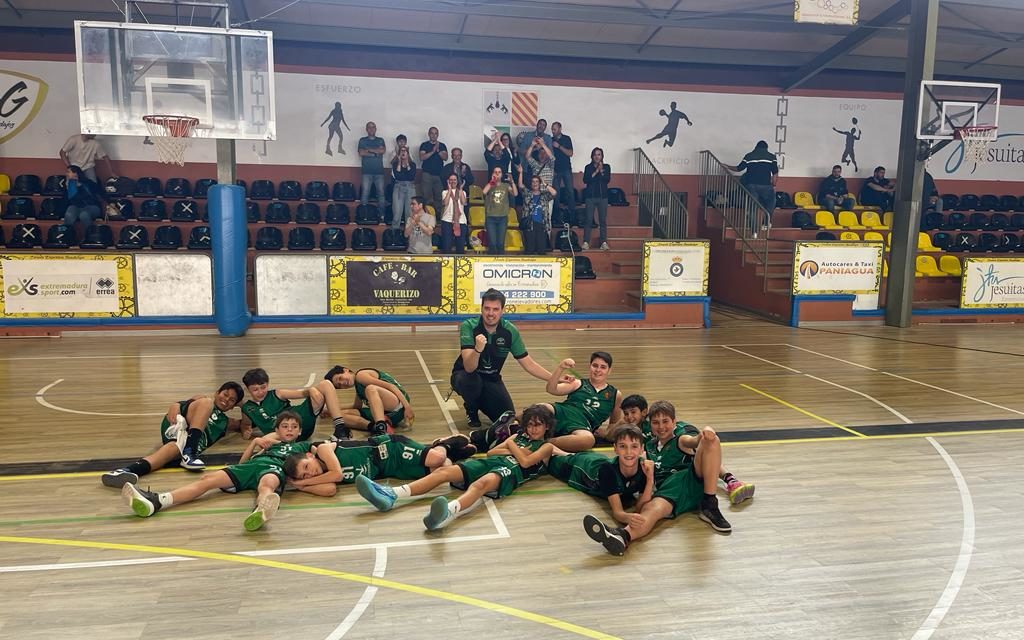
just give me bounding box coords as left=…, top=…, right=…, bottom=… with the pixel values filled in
left=143, top=114, right=200, bottom=166
left=954, top=125, right=998, bottom=164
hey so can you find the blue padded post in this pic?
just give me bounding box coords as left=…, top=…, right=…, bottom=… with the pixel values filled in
left=208, top=184, right=251, bottom=336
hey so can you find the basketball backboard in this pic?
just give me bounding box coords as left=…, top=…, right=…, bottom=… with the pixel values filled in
left=74, top=21, right=276, bottom=140
left=917, top=80, right=1000, bottom=141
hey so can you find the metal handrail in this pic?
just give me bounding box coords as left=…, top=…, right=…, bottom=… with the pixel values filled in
left=698, top=149, right=773, bottom=292
left=632, top=147, right=689, bottom=239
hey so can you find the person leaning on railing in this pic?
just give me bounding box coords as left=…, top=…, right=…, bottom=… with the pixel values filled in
left=727, top=140, right=779, bottom=232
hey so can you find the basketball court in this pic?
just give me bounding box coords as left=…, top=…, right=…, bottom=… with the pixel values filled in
left=2, top=314, right=1023, bottom=638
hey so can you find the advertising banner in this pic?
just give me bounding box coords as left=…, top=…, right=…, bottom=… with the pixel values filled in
left=960, top=257, right=1024, bottom=309
left=642, top=240, right=709, bottom=297
left=792, top=242, right=883, bottom=295
left=455, top=256, right=573, bottom=314
left=0, top=253, right=135, bottom=317
left=328, top=256, right=455, bottom=315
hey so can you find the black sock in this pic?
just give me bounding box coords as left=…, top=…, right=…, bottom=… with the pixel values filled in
left=184, top=428, right=203, bottom=452
left=617, top=527, right=632, bottom=544
left=126, top=459, right=152, bottom=477
left=332, top=416, right=345, bottom=429
left=721, top=472, right=736, bottom=485
left=702, top=493, right=717, bottom=506
left=469, top=428, right=489, bottom=453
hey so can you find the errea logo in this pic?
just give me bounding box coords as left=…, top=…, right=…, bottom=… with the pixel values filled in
left=0, top=70, right=48, bottom=144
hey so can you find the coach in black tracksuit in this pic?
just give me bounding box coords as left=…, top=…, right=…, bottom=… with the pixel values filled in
left=731, top=140, right=779, bottom=230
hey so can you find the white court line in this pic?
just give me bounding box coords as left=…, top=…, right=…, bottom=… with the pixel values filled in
left=785, top=344, right=879, bottom=371
left=0, top=556, right=191, bottom=573
left=720, top=346, right=803, bottom=374
left=35, top=379, right=164, bottom=417
left=325, top=546, right=387, bottom=640
left=880, top=372, right=1024, bottom=416
left=803, top=374, right=913, bottom=424
left=913, top=437, right=975, bottom=640
left=0, top=343, right=793, bottom=363
left=484, top=497, right=510, bottom=538
left=415, top=349, right=459, bottom=436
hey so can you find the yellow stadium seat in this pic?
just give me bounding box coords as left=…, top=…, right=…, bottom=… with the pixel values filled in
left=883, top=211, right=894, bottom=228
left=939, top=255, right=963, bottom=276
left=840, top=231, right=860, bottom=241
left=864, top=231, right=885, bottom=243
left=916, top=255, right=945, bottom=277
left=918, top=232, right=941, bottom=252
left=794, top=192, right=815, bottom=208
left=505, top=229, right=524, bottom=252
left=507, top=207, right=519, bottom=229
left=469, top=185, right=484, bottom=203
left=862, top=211, right=887, bottom=230
left=838, top=211, right=866, bottom=229
left=469, top=228, right=487, bottom=252
left=469, top=205, right=485, bottom=228
left=425, top=205, right=437, bottom=217
left=815, top=210, right=842, bottom=229
left=848, top=193, right=868, bottom=210
left=0, top=173, right=10, bottom=194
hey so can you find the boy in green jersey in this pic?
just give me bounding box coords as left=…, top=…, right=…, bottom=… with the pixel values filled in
left=549, top=424, right=654, bottom=520
left=542, top=352, right=622, bottom=452
left=355, top=405, right=558, bottom=530
left=240, top=368, right=348, bottom=442
left=281, top=433, right=473, bottom=494
left=618, top=393, right=754, bottom=505
left=101, top=381, right=245, bottom=487
left=120, top=411, right=318, bottom=531
left=324, top=365, right=414, bottom=437
left=583, top=400, right=734, bottom=556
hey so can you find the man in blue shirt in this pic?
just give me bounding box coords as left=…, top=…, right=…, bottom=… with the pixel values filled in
left=358, top=122, right=386, bottom=208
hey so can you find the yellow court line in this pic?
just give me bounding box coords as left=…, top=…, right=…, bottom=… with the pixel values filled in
left=0, top=466, right=227, bottom=482
left=0, top=534, right=620, bottom=640
left=739, top=383, right=868, bottom=438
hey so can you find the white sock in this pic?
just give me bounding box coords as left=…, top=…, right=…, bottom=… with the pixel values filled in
left=394, top=485, right=412, bottom=498
left=158, top=492, right=174, bottom=507
left=449, top=500, right=462, bottom=516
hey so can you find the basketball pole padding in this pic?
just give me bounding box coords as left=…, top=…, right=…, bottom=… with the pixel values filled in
left=208, top=184, right=251, bottom=336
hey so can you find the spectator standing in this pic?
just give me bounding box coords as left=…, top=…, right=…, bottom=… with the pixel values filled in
left=418, top=127, right=448, bottom=214
left=522, top=175, right=556, bottom=255
left=524, top=137, right=555, bottom=190
left=59, top=134, right=115, bottom=183
left=440, top=173, right=469, bottom=254
left=518, top=119, right=552, bottom=186
left=358, top=122, right=386, bottom=207
left=442, top=148, right=475, bottom=196
left=404, top=196, right=436, bottom=255
left=860, top=166, right=896, bottom=211
left=485, top=131, right=513, bottom=178
left=817, top=165, right=853, bottom=212
left=390, top=146, right=417, bottom=230
left=730, top=140, right=779, bottom=233
left=483, top=167, right=517, bottom=255
left=550, top=122, right=575, bottom=217
left=63, top=164, right=106, bottom=227
left=581, top=147, right=611, bottom=251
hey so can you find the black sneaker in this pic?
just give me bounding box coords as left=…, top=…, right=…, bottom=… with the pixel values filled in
left=101, top=469, right=139, bottom=488
left=583, top=514, right=626, bottom=556
left=432, top=434, right=478, bottom=462
left=370, top=419, right=393, bottom=436
left=451, top=443, right=478, bottom=462
left=121, top=483, right=162, bottom=518
left=698, top=498, right=732, bottom=533
left=490, top=410, right=517, bottom=443
left=465, top=404, right=481, bottom=429
left=330, top=425, right=353, bottom=442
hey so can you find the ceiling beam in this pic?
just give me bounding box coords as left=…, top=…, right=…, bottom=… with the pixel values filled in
left=3, top=0, right=22, bottom=19
left=781, top=0, right=910, bottom=92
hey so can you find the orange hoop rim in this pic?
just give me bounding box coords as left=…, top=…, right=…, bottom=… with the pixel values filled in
left=953, top=125, right=998, bottom=140
left=143, top=114, right=200, bottom=138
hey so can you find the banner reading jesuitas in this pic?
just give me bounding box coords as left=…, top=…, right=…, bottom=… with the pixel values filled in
left=642, top=240, right=709, bottom=297
left=328, top=255, right=455, bottom=315
left=0, top=253, right=136, bottom=317
left=960, top=257, right=1024, bottom=309
left=455, top=256, right=573, bottom=314
left=792, top=242, right=883, bottom=295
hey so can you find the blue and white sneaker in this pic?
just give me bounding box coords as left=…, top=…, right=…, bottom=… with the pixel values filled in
left=355, top=475, right=397, bottom=512
left=180, top=448, right=205, bottom=471
left=423, top=496, right=456, bottom=531
left=121, top=483, right=161, bottom=518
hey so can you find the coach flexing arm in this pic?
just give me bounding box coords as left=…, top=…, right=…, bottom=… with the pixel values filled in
left=451, top=288, right=551, bottom=428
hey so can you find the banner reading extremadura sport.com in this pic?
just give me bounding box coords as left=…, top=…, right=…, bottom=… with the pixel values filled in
left=0, top=253, right=136, bottom=317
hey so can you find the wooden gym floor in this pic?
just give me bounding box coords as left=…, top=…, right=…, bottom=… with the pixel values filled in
left=1, top=312, right=1023, bottom=639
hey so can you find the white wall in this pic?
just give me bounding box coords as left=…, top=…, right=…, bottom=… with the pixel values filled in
left=1, top=58, right=1022, bottom=182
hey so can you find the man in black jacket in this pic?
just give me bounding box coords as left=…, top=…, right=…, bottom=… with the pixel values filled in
left=818, top=165, right=853, bottom=212
left=730, top=141, right=779, bottom=233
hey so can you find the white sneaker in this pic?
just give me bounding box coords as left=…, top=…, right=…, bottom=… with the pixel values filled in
left=244, top=493, right=280, bottom=531
left=601, top=242, right=610, bottom=251
left=582, top=242, right=590, bottom=250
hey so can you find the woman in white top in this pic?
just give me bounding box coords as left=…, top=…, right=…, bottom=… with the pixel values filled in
left=440, top=172, right=468, bottom=254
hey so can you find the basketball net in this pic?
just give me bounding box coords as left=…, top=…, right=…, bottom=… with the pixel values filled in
left=143, top=115, right=199, bottom=166
left=956, top=125, right=997, bottom=165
